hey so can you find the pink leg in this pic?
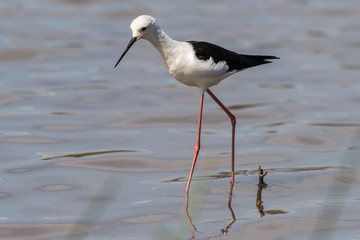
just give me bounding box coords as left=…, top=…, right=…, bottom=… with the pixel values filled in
left=206, top=89, right=236, bottom=184
left=186, top=94, right=204, bottom=193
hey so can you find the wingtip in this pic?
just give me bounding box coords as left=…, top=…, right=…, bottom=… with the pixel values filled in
left=267, top=55, right=280, bottom=60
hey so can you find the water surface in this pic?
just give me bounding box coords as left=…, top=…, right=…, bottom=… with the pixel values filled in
left=1, top=0, right=360, bottom=239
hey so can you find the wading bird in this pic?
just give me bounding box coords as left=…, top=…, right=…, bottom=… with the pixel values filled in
left=114, top=15, right=278, bottom=193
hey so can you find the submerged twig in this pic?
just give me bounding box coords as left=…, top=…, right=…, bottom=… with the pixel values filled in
left=256, top=165, right=268, bottom=217
left=258, top=165, right=268, bottom=186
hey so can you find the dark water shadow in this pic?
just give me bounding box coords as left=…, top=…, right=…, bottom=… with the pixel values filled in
left=166, top=165, right=344, bottom=183
left=227, top=102, right=275, bottom=110
left=41, top=149, right=140, bottom=160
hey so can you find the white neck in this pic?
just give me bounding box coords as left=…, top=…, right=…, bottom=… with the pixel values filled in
left=146, top=26, right=178, bottom=60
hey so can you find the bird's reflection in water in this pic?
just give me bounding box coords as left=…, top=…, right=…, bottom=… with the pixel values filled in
left=185, top=194, right=198, bottom=233
left=221, top=181, right=235, bottom=235
left=184, top=181, right=236, bottom=236
left=184, top=166, right=268, bottom=237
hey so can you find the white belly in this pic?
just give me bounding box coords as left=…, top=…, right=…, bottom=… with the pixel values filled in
left=164, top=49, right=234, bottom=93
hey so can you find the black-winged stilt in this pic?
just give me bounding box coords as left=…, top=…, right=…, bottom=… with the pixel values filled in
left=114, top=15, right=278, bottom=193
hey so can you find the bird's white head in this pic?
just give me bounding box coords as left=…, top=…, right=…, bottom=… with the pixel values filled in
left=114, top=15, right=158, bottom=68
left=130, top=15, right=158, bottom=40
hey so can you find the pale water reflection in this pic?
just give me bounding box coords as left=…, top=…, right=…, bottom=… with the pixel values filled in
left=1, top=0, right=360, bottom=239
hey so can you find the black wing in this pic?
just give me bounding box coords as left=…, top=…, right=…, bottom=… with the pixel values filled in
left=187, top=41, right=279, bottom=72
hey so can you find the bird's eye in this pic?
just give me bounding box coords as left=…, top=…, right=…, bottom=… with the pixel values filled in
left=141, top=27, right=147, bottom=31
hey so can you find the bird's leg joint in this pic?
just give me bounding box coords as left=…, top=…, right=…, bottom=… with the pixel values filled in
left=194, top=143, right=200, bottom=153
left=230, top=114, right=236, bottom=126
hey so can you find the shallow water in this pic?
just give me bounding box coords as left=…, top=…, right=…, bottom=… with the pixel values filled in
left=1, top=0, right=360, bottom=239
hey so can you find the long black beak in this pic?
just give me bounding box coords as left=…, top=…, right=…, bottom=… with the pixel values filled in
left=114, top=37, right=138, bottom=68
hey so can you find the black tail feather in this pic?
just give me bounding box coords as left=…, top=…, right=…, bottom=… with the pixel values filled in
left=236, top=54, right=279, bottom=70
